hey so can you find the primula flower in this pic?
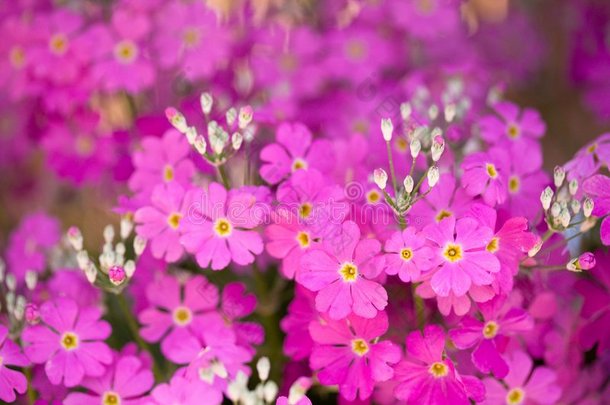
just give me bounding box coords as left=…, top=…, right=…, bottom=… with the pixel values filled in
left=482, top=350, right=561, bottom=405
left=383, top=227, right=434, bottom=282
left=135, top=182, right=189, bottom=262
left=583, top=174, right=610, bottom=245
left=63, top=354, right=154, bottom=405
left=462, top=147, right=510, bottom=206
left=394, top=325, right=485, bottom=404
left=281, top=286, right=317, bottom=361
left=0, top=325, right=28, bottom=403
left=129, top=130, right=195, bottom=200
left=150, top=375, right=222, bottom=405
left=416, top=278, right=495, bottom=316
left=138, top=274, right=219, bottom=363
left=259, top=122, right=334, bottom=185
left=298, top=220, right=387, bottom=319
left=22, top=298, right=113, bottom=387
left=180, top=183, right=265, bottom=270
left=479, top=101, right=545, bottom=148
left=218, top=282, right=265, bottom=353
left=450, top=297, right=534, bottom=378
left=309, top=312, right=401, bottom=401
left=564, top=133, right=610, bottom=180
left=424, top=216, right=500, bottom=297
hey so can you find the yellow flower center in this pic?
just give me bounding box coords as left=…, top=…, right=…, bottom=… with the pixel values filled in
left=435, top=209, right=452, bottom=222
left=482, top=320, right=499, bottom=339
left=508, top=176, right=520, bottom=193
left=60, top=332, right=79, bottom=351
left=507, top=123, right=520, bottom=139
left=163, top=165, right=175, bottom=182
left=299, top=203, right=313, bottom=219
left=213, top=218, right=232, bottom=237
left=351, top=338, right=369, bottom=356
left=182, top=27, right=201, bottom=47
left=506, top=387, right=525, bottom=405
left=291, top=158, right=308, bottom=171
left=9, top=46, right=26, bottom=69
left=102, top=391, right=121, bottom=405
left=417, top=0, right=436, bottom=14
left=167, top=212, right=182, bottom=230
left=173, top=306, right=192, bottom=326
left=366, top=190, right=381, bottom=204
left=339, top=262, right=358, bottom=282
left=395, top=137, right=408, bottom=153
left=49, top=33, right=69, bottom=55
left=587, top=143, right=597, bottom=154
left=400, top=248, right=413, bottom=261
left=443, top=243, right=463, bottom=262
left=486, top=163, right=498, bottom=179
left=346, top=40, right=367, bottom=61
left=114, top=40, right=138, bottom=64
left=486, top=237, right=499, bottom=253
left=429, top=361, right=449, bottom=378
left=296, top=231, right=310, bottom=248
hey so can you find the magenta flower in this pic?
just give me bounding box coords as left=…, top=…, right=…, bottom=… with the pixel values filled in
left=417, top=280, right=495, bottom=316
left=583, top=174, right=610, bottom=245
left=180, top=183, right=264, bottom=270
left=63, top=354, right=154, bottom=405
left=394, top=325, right=485, bottom=404
left=259, top=122, right=334, bottom=185
left=298, top=221, right=387, bottom=319
left=0, top=325, right=28, bottom=403
left=479, top=101, right=545, bottom=147
left=129, top=129, right=195, bottom=200
left=6, top=212, right=60, bottom=283
left=22, top=298, right=113, bottom=387
left=135, top=182, right=189, bottom=262
left=150, top=375, right=222, bottom=405
left=281, top=286, right=317, bottom=361
left=462, top=147, right=510, bottom=206
left=219, top=282, right=264, bottom=353
left=564, top=133, right=610, bottom=180
left=482, top=350, right=561, bottom=405
left=309, top=312, right=401, bottom=401
left=383, top=227, right=434, bottom=282
left=138, top=274, right=219, bottom=363
left=450, top=297, right=534, bottom=378
left=424, top=216, right=500, bottom=297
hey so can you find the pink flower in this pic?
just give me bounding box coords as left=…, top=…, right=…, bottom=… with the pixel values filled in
left=281, top=286, right=317, bottom=361
left=298, top=221, right=387, bottom=319
left=150, top=375, right=222, bottom=405
left=129, top=130, right=195, bottom=200
left=564, top=134, right=610, bottom=181
left=309, top=312, right=401, bottom=401
left=394, top=325, right=485, bottom=404
left=417, top=280, right=495, bottom=316
left=22, top=298, right=113, bottom=387
left=218, top=282, right=265, bottom=353
left=135, top=182, right=189, bottom=262
left=180, top=183, right=265, bottom=270
left=583, top=174, right=610, bottom=245
left=423, top=216, right=500, bottom=297
left=0, top=325, right=28, bottom=403
left=461, top=147, right=510, bottom=206
left=383, top=227, right=435, bottom=282
left=138, top=274, right=218, bottom=363
left=449, top=297, right=534, bottom=378
left=479, top=102, right=545, bottom=147
left=482, top=350, right=561, bottom=405
left=64, top=354, right=154, bottom=405
left=259, top=122, right=334, bottom=185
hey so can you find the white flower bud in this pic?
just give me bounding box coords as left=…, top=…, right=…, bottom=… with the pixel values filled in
left=0, top=258, right=5, bottom=282
left=14, top=296, right=25, bottom=321
left=184, top=126, right=197, bottom=145
left=559, top=209, right=571, bottom=228
left=427, top=166, right=440, bottom=187
left=428, top=104, right=439, bottom=120
left=373, top=169, right=388, bottom=190
left=67, top=226, right=83, bottom=251
left=381, top=118, right=393, bottom=142
left=208, top=123, right=228, bottom=155
left=403, top=175, right=414, bottom=193
left=84, top=262, right=97, bottom=284
left=410, top=139, right=421, bottom=159
left=571, top=200, right=581, bottom=214
left=134, top=236, right=147, bottom=256
left=583, top=197, right=594, bottom=217
left=124, top=260, right=136, bottom=277
left=400, top=102, right=412, bottom=121
left=528, top=239, right=543, bottom=257
left=200, top=92, right=213, bottom=115
left=193, top=135, right=207, bottom=155
left=231, top=132, right=243, bottom=150
left=120, top=217, right=133, bottom=240
left=569, top=179, right=578, bottom=195
left=25, top=271, right=37, bottom=290
left=77, top=251, right=90, bottom=270
left=165, top=107, right=188, bottom=133
left=550, top=202, right=561, bottom=218
left=238, top=106, right=253, bottom=129
left=226, top=107, right=237, bottom=127
left=103, top=225, right=115, bottom=244
left=256, top=357, right=271, bottom=382
left=444, top=103, right=457, bottom=122
left=211, top=360, right=228, bottom=379
left=553, top=166, right=565, bottom=188
left=431, top=136, right=445, bottom=162
left=5, top=274, right=16, bottom=291
left=263, top=381, right=278, bottom=403
left=540, top=186, right=554, bottom=210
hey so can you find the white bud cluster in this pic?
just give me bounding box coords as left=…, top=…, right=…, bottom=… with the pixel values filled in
left=226, top=358, right=279, bottom=405
left=541, top=172, right=597, bottom=232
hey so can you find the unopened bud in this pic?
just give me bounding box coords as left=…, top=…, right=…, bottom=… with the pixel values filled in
left=569, top=179, right=578, bottom=195
left=193, top=135, right=207, bottom=155
left=403, top=175, right=414, bottom=193
left=528, top=239, right=543, bottom=257
left=550, top=202, right=561, bottom=218
left=25, top=271, right=37, bottom=290
left=431, top=136, right=445, bottom=162
left=263, top=381, right=278, bottom=403
left=120, top=217, right=134, bottom=240
left=226, top=107, right=237, bottom=127
left=288, top=377, right=312, bottom=405
left=427, top=166, right=440, bottom=187
left=583, top=197, right=594, bottom=217
left=232, top=133, right=243, bottom=150
left=165, top=107, right=188, bottom=133
left=124, top=260, right=136, bottom=277
left=574, top=252, right=596, bottom=271
left=400, top=102, right=412, bottom=121
left=184, top=126, right=197, bottom=145
left=256, top=357, right=271, bottom=382
left=134, top=236, right=147, bottom=256
left=103, top=225, right=115, bottom=244
left=84, top=262, right=97, bottom=284
left=373, top=169, right=388, bottom=190
left=553, top=166, right=565, bottom=188
left=428, top=104, right=439, bottom=120
left=200, top=92, right=213, bottom=115
left=238, top=106, right=253, bottom=129
left=571, top=200, right=581, bottom=214
left=5, top=274, right=16, bottom=291
left=76, top=250, right=90, bottom=270
left=540, top=187, right=554, bottom=210
left=25, top=303, right=40, bottom=325
left=381, top=118, right=393, bottom=142
left=108, top=265, right=126, bottom=286
left=67, top=226, right=83, bottom=251
left=444, top=104, right=457, bottom=122
left=559, top=209, right=571, bottom=228
left=410, top=139, right=421, bottom=159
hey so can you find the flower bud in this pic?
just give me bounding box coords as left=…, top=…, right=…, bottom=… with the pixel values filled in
left=400, top=102, right=412, bottom=121
left=124, top=260, right=136, bottom=277
left=381, top=118, right=393, bottom=142
left=108, top=265, right=126, bottom=286
left=528, top=239, right=543, bottom=257
left=373, top=169, right=388, bottom=190
left=25, top=271, right=37, bottom=290
left=263, top=381, right=278, bottom=403
left=570, top=200, right=581, bottom=214
left=200, top=92, right=213, bottom=115
left=193, top=135, right=207, bottom=155
left=84, top=262, right=97, bottom=284
left=76, top=251, right=90, bottom=270
left=134, top=236, right=147, bottom=256
left=238, top=106, right=253, bottom=129
left=120, top=217, right=134, bottom=240
left=288, top=377, right=312, bottom=405
left=431, top=136, right=445, bottom=162
left=540, top=186, right=554, bottom=210
left=583, top=197, right=594, bottom=217
left=165, top=107, right=188, bottom=133
left=569, top=179, right=578, bottom=195
left=553, top=166, right=565, bottom=188
left=25, top=303, right=40, bottom=325
left=428, top=104, right=439, bottom=120
left=550, top=202, right=561, bottom=218
left=256, top=357, right=271, bottom=382
left=184, top=126, right=197, bottom=144
left=444, top=104, right=457, bottom=122
left=226, top=107, right=237, bottom=127
left=410, top=139, right=421, bottom=159
left=232, top=132, right=243, bottom=150
left=103, top=225, right=115, bottom=244
left=578, top=252, right=596, bottom=270
left=403, top=175, right=414, bottom=193
left=427, top=166, right=440, bottom=187
left=559, top=209, right=571, bottom=228
left=67, top=226, right=83, bottom=251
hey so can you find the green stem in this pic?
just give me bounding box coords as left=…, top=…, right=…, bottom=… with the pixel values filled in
left=216, top=164, right=231, bottom=189
left=25, top=367, right=35, bottom=405
left=386, top=141, right=399, bottom=197
left=538, top=231, right=584, bottom=256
